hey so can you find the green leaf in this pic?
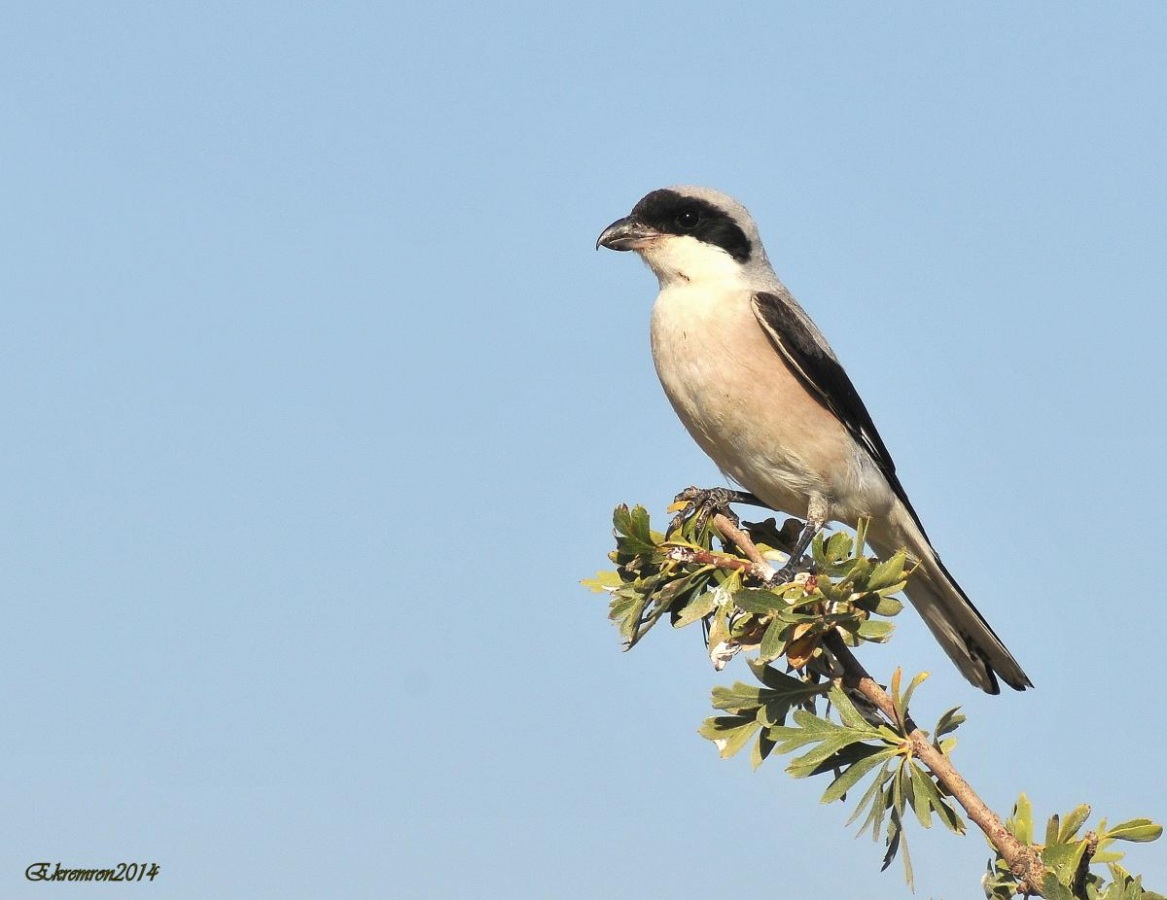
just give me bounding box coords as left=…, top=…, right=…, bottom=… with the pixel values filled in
left=612, top=504, right=660, bottom=555
left=906, top=764, right=934, bottom=829
left=881, top=807, right=913, bottom=890
left=767, top=708, right=833, bottom=747
left=813, top=530, right=854, bottom=569
left=798, top=740, right=889, bottom=779
left=868, top=777, right=891, bottom=840
left=731, top=587, right=787, bottom=615
left=698, top=715, right=761, bottom=759
left=710, top=682, right=765, bottom=713
left=930, top=785, right=965, bottom=835
left=866, top=552, right=908, bottom=591
left=874, top=580, right=908, bottom=599
left=826, top=530, right=853, bottom=560
left=891, top=813, right=914, bottom=890
left=1040, top=873, right=1076, bottom=900
left=751, top=727, right=776, bottom=770
left=907, top=761, right=964, bottom=834
left=1042, top=840, right=1088, bottom=886
left=853, top=593, right=904, bottom=617
left=1045, top=812, right=1061, bottom=848
left=1103, top=870, right=1167, bottom=900
left=758, top=616, right=786, bottom=662
left=891, top=761, right=909, bottom=821
left=899, top=671, right=928, bottom=716
left=706, top=604, right=732, bottom=655
left=828, top=685, right=873, bottom=730
left=758, top=699, right=792, bottom=728
left=581, top=569, right=623, bottom=592
left=743, top=661, right=825, bottom=725
left=846, top=763, right=892, bottom=829
left=821, top=748, right=893, bottom=805
left=1056, top=804, right=1092, bottom=843
left=933, top=706, right=965, bottom=739
left=855, top=619, right=895, bottom=642
left=1011, top=793, right=1035, bottom=845
left=1104, top=819, right=1164, bottom=843
left=773, top=718, right=886, bottom=778
left=717, top=719, right=761, bottom=759
left=889, top=668, right=905, bottom=727
left=839, top=555, right=872, bottom=587
left=608, top=588, right=649, bottom=645
left=854, top=517, right=870, bottom=552
left=671, top=588, right=718, bottom=627
left=747, top=658, right=806, bottom=691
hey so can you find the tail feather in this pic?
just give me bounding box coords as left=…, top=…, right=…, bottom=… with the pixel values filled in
left=869, top=507, right=1031, bottom=694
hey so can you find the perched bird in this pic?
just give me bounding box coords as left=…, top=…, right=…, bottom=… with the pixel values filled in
left=597, top=186, right=1030, bottom=694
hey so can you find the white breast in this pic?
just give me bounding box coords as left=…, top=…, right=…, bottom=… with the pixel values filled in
left=649, top=282, right=895, bottom=524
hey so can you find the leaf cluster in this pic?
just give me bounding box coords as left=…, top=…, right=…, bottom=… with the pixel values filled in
left=702, top=663, right=967, bottom=890
left=583, top=506, right=908, bottom=668
left=581, top=504, right=718, bottom=648
left=984, top=795, right=1164, bottom=900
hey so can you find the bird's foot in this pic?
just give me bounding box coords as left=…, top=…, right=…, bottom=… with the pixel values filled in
left=668, top=486, right=758, bottom=534
left=770, top=564, right=797, bottom=585
left=765, top=559, right=819, bottom=587
left=775, top=518, right=822, bottom=581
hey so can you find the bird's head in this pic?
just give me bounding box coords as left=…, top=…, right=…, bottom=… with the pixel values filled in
left=596, top=186, right=774, bottom=289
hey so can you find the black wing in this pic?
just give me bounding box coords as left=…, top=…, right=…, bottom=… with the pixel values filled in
left=750, top=291, right=929, bottom=538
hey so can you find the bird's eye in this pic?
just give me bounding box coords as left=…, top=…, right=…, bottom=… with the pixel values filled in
left=675, top=209, right=700, bottom=230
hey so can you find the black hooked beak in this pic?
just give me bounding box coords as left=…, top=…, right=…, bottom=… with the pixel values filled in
left=596, top=216, right=660, bottom=252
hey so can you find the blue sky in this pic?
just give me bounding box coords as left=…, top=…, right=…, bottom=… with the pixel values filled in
left=3, top=3, right=1165, bottom=897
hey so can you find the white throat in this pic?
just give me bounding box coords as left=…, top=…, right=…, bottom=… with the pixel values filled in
left=637, top=235, right=752, bottom=292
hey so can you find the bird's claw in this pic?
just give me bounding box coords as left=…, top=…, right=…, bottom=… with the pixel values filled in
left=769, top=564, right=796, bottom=586
left=668, top=486, right=743, bottom=534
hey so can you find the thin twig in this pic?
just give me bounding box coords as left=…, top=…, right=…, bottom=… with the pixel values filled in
left=711, top=513, right=778, bottom=581
left=666, top=545, right=773, bottom=583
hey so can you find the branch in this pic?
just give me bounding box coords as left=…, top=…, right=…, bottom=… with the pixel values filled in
left=823, top=631, right=1047, bottom=894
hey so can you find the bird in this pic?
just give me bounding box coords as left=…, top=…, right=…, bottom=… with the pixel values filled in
left=596, top=186, right=1030, bottom=694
